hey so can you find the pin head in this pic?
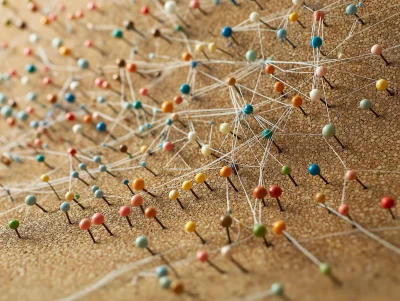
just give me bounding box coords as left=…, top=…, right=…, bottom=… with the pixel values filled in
left=360, top=99, right=372, bottom=110
left=40, top=174, right=50, bottom=182
left=180, top=84, right=190, bottom=95
left=322, top=123, right=336, bottom=138
left=310, top=36, right=323, bottom=48
left=309, top=89, right=322, bottom=101
left=145, top=206, right=157, bottom=218
left=197, top=250, right=208, bottom=262
left=119, top=145, right=128, bottom=153
left=319, top=263, right=331, bottom=275
left=253, top=186, right=267, bottom=199
left=252, top=224, right=266, bottom=237
left=270, top=283, right=284, bottom=296
left=221, top=26, right=233, bottom=38
left=92, top=185, right=99, bottom=192
left=242, top=104, right=254, bottom=115
left=156, top=266, right=168, bottom=277
left=60, top=202, right=70, bottom=212
left=315, top=192, right=325, bottom=203
left=221, top=245, right=233, bottom=259
left=338, top=204, right=349, bottom=215
left=381, top=197, right=395, bottom=209
left=79, top=218, right=91, bottom=230
left=220, top=166, right=233, bottom=178
left=185, top=221, right=196, bottom=232
left=201, top=144, right=212, bottom=156
left=246, top=50, right=257, bottom=62
left=160, top=277, right=172, bottom=289
left=371, top=44, right=383, bottom=55
left=135, top=235, right=148, bottom=248
left=92, top=213, right=105, bottom=225
left=219, top=123, right=231, bottom=135
left=25, top=195, right=37, bottom=206
left=132, top=178, right=145, bottom=190
left=269, top=185, right=282, bottom=198
left=345, top=170, right=357, bottom=181
left=170, top=281, right=184, bottom=294
left=273, top=220, right=286, bottom=235
left=314, top=11, right=325, bottom=21
left=161, top=101, right=173, bottom=113
left=345, top=4, right=357, bottom=15
left=308, top=164, right=321, bottom=176
left=262, top=128, right=273, bottom=139
left=316, top=66, right=327, bottom=77
left=94, top=190, right=104, bottom=198
left=131, top=195, right=143, bottom=206
left=195, top=173, right=206, bottom=184
left=274, top=82, right=284, bottom=93
left=226, top=77, right=236, bottom=86
left=289, top=12, right=299, bottom=22
left=376, top=79, right=388, bottom=91
left=276, top=29, right=287, bottom=39
left=220, top=215, right=232, bottom=227
left=163, top=141, right=173, bottom=151
left=182, top=180, right=193, bottom=191
left=174, top=95, right=183, bottom=104
left=291, top=96, right=303, bottom=107
left=119, top=206, right=131, bottom=217
left=169, top=190, right=179, bottom=200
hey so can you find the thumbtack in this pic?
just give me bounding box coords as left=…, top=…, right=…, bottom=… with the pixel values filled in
left=291, top=95, right=307, bottom=116
left=253, top=186, right=267, bottom=206
left=182, top=180, right=199, bottom=199
left=94, top=189, right=112, bottom=206
left=60, top=202, right=72, bottom=224
left=315, top=192, right=329, bottom=214
left=322, top=124, right=345, bottom=149
left=380, top=197, right=396, bottom=220
left=345, top=170, right=367, bottom=189
left=145, top=207, right=167, bottom=229
left=185, top=221, right=206, bottom=244
left=253, top=224, right=272, bottom=248
left=308, top=163, right=329, bottom=184
left=79, top=218, right=96, bottom=243
left=71, top=171, right=89, bottom=186
left=169, top=190, right=184, bottom=209
left=220, top=166, right=238, bottom=192
left=41, top=174, right=61, bottom=200
left=360, top=99, right=379, bottom=118
left=65, top=191, right=85, bottom=210
left=262, top=128, right=282, bottom=153
left=8, top=220, right=21, bottom=238
left=197, top=250, right=226, bottom=274
left=371, top=44, right=390, bottom=66
left=269, top=185, right=284, bottom=211
left=120, top=206, right=133, bottom=228
left=131, top=195, right=145, bottom=215
left=78, top=163, right=95, bottom=180
left=376, top=79, right=394, bottom=96
left=345, top=4, right=365, bottom=25
left=123, top=179, right=135, bottom=195
left=195, top=173, right=213, bottom=191
left=25, top=194, right=47, bottom=213
left=221, top=26, right=239, bottom=45
left=36, top=154, right=54, bottom=170
left=221, top=245, right=248, bottom=273
left=92, top=213, right=113, bottom=236
left=140, top=161, right=158, bottom=177
left=132, top=178, right=157, bottom=198
left=220, top=215, right=233, bottom=244
left=99, top=165, right=117, bottom=178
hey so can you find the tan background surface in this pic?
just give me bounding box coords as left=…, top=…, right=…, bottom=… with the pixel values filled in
left=0, top=0, right=399, bottom=300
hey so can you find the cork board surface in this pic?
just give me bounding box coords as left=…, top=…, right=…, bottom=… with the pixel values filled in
left=0, top=0, right=400, bottom=301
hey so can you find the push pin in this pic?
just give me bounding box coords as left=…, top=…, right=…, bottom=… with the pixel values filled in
left=164, top=1, right=190, bottom=28
left=281, top=165, right=298, bottom=186
left=60, top=202, right=72, bottom=224
left=185, top=221, right=206, bottom=244
left=145, top=207, right=167, bottom=230
left=182, top=180, right=199, bottom=200
left=111, top=28, right=134, bottom=47
left=221, top=245, right=248, bottom=273
left=338, top=204, right=356, bottom=228
left=220, top=166, right=238, bottom=192
left=123, top=179, right=135, bottom=195
left=197, top=250, right=226, bottom=274
left=36, top=154, right=54, bottom=170
left=132, top=178, right=157, bottom=198
left=345, top=4, right=365, bottom=25
left=221, top=26, right=239, bottom=45
left=141, top=6, right=164, bottom=24
left=380, top=197, right=396, bottom=220
left=123, top=20, right=145, bottom=38
left=195, top=43, right=210, bottom=61
left=308, top=164, right=329, bottom=184
left=315, top=192, right=329, bottom=214
left=291, top=95, right=307, bottom=116
left=119, top=145, right=132, bottom=157
left=360, top=99, right=379, bottom=118
left=314, top=11, right=329, bottom=27
left=262, top=128, right=282, bottom=153
left=99, top=164, right=117, bottom=178
left=371, top=44, right=390, bottom=66
left=208, top=42, right=233, bottom=57
left=195, top=173, right=213, bottom=191
left=345, top=170, right=367, bottom=189
left=376, top=79, right=394, bottom=96
left=120, top=206, right=133, bottom=228
left=289, top=12, right=305, bottom=28
left=41, top=174, right=61, bottom=200
left=269, top=185, right=284, bottom=211
left=78, top=163, right=96, bottom=180
left=190, top=0, right=208, bottom=16
left=25, top=194, right=47, bottom=213
left=220, top=122, right=241, bottom=140
left=92, top=213, right=113, bottom=236
left=8, top=220, right=21, bottom=238
left=220, top=215, right=233, bottom=244
left=71, top=171, right=89, bottom=186
left=253, top=224, right=272, bottom=247
left=273, top=81, right=286, bottom=98
left=322, top=124, right=345, bottom=149
left=151, top=28, right=171, bottom=44
left=253, top=186, right=267, bottom=206
left=79, top=218, right=96, bottom=243
left=131, top=195, right=145, bottom=214
left=277, top=29, right=296, bottom=48
left=140, top=162, right=158, bottom=177
left=309, top=88, right=330, bottom=107
left=94, top=189, right=112, bottom=206
left=272, top=220, right=291, bottom=243
left=316, top=66, right=334, bottom=89
left=310, top=36, right=325, bottom=56
left=65, top=191, right=85, bottom=210
left=139, top=87, right=160, bottom=104
left=169, top=190, right=184, bottom=209
left=96, top=122, right=117, bottom=140
left=249, top=12, right=276, bottom=30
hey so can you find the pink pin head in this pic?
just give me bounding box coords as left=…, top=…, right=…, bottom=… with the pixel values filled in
left=87, top=2, right=97, bottom=11
left=58, top=3, right=66, bottom=11
left=34, top=138, right=43, bottom=147
left=26, top=106, right=35, bottom=114
left=67, top=147, right=77, bottom=156
left=1, top=42, right=8, bottom=49
left=43, top=77, right=52, bottom=85
left=92, top=112, right=100, bottom=120
left=92, top=213, right=105, bottom=225
left=197, top=250, right=209, bottom=262
left=315, top=66, right=327, bottom=77
left=67, top=13, right=75, bottom=20
left=345, top=170, right=357, bottom=181
left=338, top=204, right=349, bottom=216
left=131, top=195, right=143, bottom=206
left=94, top=78, right=104, bottom=87
left=162, top=141, right=173, bottom=152
left=371, top=44, right=383, bottom=55
left=268, top=185, right=282, bottom=198
left=23, top=47, right=33, bottom=56
left=141, top=6, right=150, bottom=15
left=102, top=81, right=110, bottom=89
left=313, top=11, right=325, bottom=21
left=119, top=206, right=131, bottom=217
left=8, top=68, right=17, bottom=77
left=65, top=112, right=75, bottom=121
left=381, top=197, right=395, bottom=209
left=139, top=88, right=148, bottom=96
left=84, top=40, right=94, bottom=48
left=75, top=10, right=84, bottom=19
left=7, top=117, right=16, bottom=127
left=79, top=218, right=91, bottom=230
left=190, top=0, right=200, bottom=9
left=43, top=65, right=50, bottom=73
left=48, top=13, right=58, bottom=22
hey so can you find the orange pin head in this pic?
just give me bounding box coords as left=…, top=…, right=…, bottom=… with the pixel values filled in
left=161, top=101, right=173, bottom=113
left=59, top=46, right=71, bottom=56
left=40, top=16, right=51, bottom=25
left=274, top=82, right=284, bottom=93
left=132, top=178, right=145, bottom=190
left=265, top=64, right=275, bottom=74
left=253, top=186, right=268, bottom=199
left=291, top=96, right=303, bottom=107
left=315, top=192, right=326, bottom=203
left=220, top=166, right=233, bottom=178
left=126, top=63, right=137, bottom=73
left=273, top=220, right=286, bottom=235
left=182, top=52, right=192, bottom=61
left=145, top=206, right=157, bottom=218
left=226, top=77, right=236, bottom=86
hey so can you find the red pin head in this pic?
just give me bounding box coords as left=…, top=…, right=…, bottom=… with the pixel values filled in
left=197, top=250, right=208, bottom=262
left=92, top=213, right=105, bottom=225
left=67, top=147, right=77, bottom=156
left=43, top=77, right=52, bottom=85
left=268, top=185, right=282, bottom=198
left=94, top=78, right=104, bottom=87
left=345, top=170, right=357, bottom=181
left=65, top=112, right=75, bottom=121
left=119, top=206, right=131, bottom=217
left=314, top=11, right=325, bottom=21
left=131, top=195, right=143, bottom=206
left=381, top=197, right=395, bottom=209
left=79, top=218, right=91, bottom=230
left=139, top=88, right=148, bottom=96
left=141, top=6, right=150, bottom=15
left=338, top=204, right=349, bottom=216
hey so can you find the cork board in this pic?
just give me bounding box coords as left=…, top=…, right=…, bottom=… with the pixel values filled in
left=0, top=0, right=399, bottom=301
